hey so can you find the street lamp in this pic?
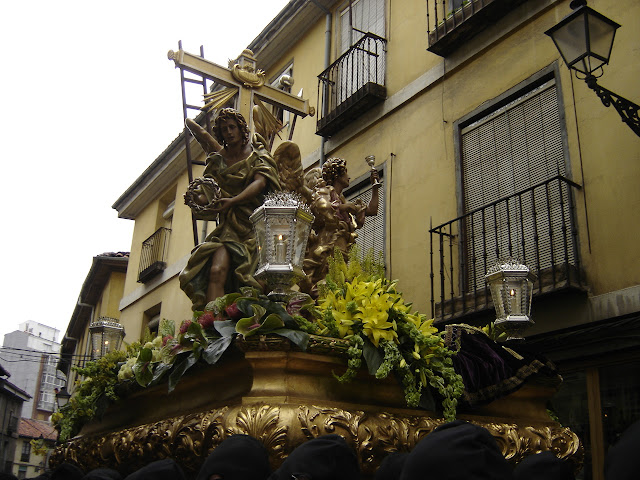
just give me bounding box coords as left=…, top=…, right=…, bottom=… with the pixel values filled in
left=250, top=191, right=314, bottom=302
left=545, top=0, right=639, bottom=136
left=89, top=318, right=125, bottom=359
left=55, top=386, right=71, bottom=410
left=485, top=259, right=537, bottom=342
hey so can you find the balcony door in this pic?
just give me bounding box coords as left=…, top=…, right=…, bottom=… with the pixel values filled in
left=337, top=0, right=385, bottom=104
left=460, top=80, right=576, bottom=290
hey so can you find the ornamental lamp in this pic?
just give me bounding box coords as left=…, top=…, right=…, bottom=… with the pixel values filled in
left=544, top=0, right=639, bottom=137
left=544, top=0, right=619, bottom=76
left=55, top=386, right=71, bottom=409
left=250, top=191, right=314, bottom=302
left=485, top=259, right=537, bottom=342
left=89, top=318, right=125, bottom=359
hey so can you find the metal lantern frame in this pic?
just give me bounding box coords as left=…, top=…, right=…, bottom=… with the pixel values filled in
left=544, top=2, right=620, bottom=77
left=250, top=191, right=314, bottom=301
left=89, top=318, right=125, bottom=359
left=544, top=0, right=639, bottom=137
left=485, top=260, right=537, bottom=341
left=55, top=386, right=71, bottom=409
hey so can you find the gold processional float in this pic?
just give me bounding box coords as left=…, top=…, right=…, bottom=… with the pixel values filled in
left=50, top=49, right=582, bottom=478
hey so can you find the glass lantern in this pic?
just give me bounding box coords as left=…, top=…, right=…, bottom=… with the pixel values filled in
left=89, top=318, right=125, bottom=359
left=485, top=259, right=537, bottom=341
left=250, top=191, right=314, bottom=301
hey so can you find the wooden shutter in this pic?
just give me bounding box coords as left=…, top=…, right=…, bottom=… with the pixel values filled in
left=461, top=80, right=574, bottom=289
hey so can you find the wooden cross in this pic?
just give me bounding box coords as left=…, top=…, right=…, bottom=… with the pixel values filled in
left=167, top=48, right=312, bottom=128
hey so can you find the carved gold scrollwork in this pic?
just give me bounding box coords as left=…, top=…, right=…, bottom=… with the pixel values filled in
left=51, top=403, right=583, bottom=477
left=227, top=404, right=288, bottom=463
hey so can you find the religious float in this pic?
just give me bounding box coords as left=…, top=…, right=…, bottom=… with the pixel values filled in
left=50, top=48, right=582, bottom=478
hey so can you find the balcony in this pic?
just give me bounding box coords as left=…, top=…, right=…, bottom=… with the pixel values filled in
left=137, top=227, right=171, bottom=283
left=426, top=0, right=528, bottom=56
left=430, top=176, right=586, bottom=322
left=317, top=32, right=387, bottom=137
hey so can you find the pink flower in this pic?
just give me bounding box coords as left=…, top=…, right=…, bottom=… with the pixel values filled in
left=225, top=303, right=243, bottom=320
left=198, top=312, right=217, bottom=329
left=179, top=320, right=192, bottom=334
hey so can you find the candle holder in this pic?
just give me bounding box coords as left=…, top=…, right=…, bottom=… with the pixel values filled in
left=250, top=191, right=314, bottom=302
left=485, top=259, right=537, bottom=341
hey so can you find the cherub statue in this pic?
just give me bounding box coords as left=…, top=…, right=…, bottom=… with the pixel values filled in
left=180, top=108, right=281, bottom=311
left=298, top=157, right=380, bottom=296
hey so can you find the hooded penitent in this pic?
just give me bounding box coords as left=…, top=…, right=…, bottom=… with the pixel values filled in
left=399, top=420, right=514, bottom=480
left=513, top=451, right=574, bottom=480
left=268, top=434, right=360, bottom=480
left=196, top=434, right=271, bottom=480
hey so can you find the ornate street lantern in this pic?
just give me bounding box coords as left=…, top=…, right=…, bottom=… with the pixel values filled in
left=55, top=386, right=71, bottom=409
left=250, top=191, right=314, bottom=301
left=89, top=318, right=125, bottom=359
left=544, top=0, right=639, bottom=137
left=485, top=259, right=537, bottom=341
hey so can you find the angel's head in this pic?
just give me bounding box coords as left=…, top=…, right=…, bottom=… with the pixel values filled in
left=322, top=157, right=349, bottom=188
left=213, top=108, right=250, bottom=147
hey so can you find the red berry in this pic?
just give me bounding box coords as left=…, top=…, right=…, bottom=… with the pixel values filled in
left=198, top=312, right=216, bottom=329
left=179, top=320, right=192, bottom=334
left=225, top=303, right=243, bottom=320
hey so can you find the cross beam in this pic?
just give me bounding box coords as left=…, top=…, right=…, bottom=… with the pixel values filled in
left=168, top=48, right=311, bottom=124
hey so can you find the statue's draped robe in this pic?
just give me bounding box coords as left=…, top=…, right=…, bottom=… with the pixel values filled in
left=180, top=138, right=281, bottom=310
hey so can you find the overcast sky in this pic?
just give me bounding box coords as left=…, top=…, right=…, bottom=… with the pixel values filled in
left=0, top=0, right=291, bottom=344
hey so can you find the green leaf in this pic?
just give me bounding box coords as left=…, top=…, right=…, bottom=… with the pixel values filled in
left=149, top=362, right=173, bottom=386
left=202, top=336, right=233, bottom=365
left=213, top=319, right=237, bottom=338
left=205, top=292, right=242, bottom=314
left=133, top=361, right=153, bottom=387
left=159, top=319, right=176, bottom=338
left=137, top=347, right=153, bottom=363
left=362, top=338, right=384, bottom=376
left=272, top=328, right=310, bottom=351
left=235, top=304, right=268, bottom=337
left=167, top=353, right=198, bottom=393
left=261, top=313, right=285, bottom=331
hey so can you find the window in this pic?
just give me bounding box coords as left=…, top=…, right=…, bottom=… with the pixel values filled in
left=344, top=170, right=385, bottom=264
left=21, top=441, right=31, bottom=462
left=143, top=303, right=162, bottom=337
left=458, top=78, right=576, bottom=291
left=339, top=0, right=385, bottom=53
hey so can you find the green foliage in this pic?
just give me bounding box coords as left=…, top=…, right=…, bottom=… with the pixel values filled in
left=55, top=350, right=127, bottom=442
left=316, top=245, right=465, bottom=421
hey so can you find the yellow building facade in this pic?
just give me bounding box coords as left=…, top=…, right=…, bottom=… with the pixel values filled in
left=112, top=1, right=639, bottom=478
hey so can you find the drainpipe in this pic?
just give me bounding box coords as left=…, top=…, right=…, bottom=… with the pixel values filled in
left=310, top=0, right=332, bottom=167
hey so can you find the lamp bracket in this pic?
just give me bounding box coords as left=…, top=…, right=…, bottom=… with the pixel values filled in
left=585, top=75, right=640, bottom=137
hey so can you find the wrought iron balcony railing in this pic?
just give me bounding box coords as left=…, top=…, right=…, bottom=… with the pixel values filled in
left=317, top=32, right=387, bottom=137
left=137, top=227, right=171, bottom=283
left=430, top=175, right=585, bottom=321
left=426, top=0, right=528, bottom=56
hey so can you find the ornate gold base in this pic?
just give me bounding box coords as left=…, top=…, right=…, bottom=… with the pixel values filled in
left=51, top=337, right=583, bottom=477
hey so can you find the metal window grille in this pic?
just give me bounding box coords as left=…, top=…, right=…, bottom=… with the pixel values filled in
left=345, top=175, right=385, bottom=263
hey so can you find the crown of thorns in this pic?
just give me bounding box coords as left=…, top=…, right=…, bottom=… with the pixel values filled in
left=322, top=157, right=347, bottom=184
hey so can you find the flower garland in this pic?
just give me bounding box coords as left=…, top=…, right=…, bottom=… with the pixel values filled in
left=314, top=248, right=465, bottom=420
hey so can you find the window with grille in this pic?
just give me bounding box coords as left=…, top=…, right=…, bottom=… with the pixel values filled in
left=337, top=0, right=386, bottom=103
left=21, top=441, right=30, bottom=462
left=460, top=79, right=575, bottom=290
left=345, top=173, right=385, bottom=264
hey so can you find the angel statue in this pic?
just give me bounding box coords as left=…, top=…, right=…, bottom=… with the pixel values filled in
left=296, top=157, right=380, bottom=296
left=180, top=108, right=281, bottom=311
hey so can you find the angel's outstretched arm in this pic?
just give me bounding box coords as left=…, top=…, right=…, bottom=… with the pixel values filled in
left=185, top=118, right=222, bottom=154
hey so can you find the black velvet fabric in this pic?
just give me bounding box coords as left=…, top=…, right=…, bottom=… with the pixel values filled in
left=399, top=420, right=513, bottom=480
left=81, top=469, right=123, bottom=480
left=196, top=434, right=271, bottom=480
left=374, top=452, right=408, bottom=480
left=51, top=463, right=84, bottom=480
left=604, top=419, right=640, bottom=480
left=123, top=459, right=185, bottom=480
left=445, top=325, right=560, bottom=407
left=268, top=434, right=360, bottom=480
left=514, top=451, right=574, bottom=480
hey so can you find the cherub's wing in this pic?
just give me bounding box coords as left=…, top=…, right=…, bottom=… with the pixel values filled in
left=274, top=141, right=307, bottom=199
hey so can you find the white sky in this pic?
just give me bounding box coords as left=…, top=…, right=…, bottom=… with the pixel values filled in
left=0, top=0, right=291, bottom=344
